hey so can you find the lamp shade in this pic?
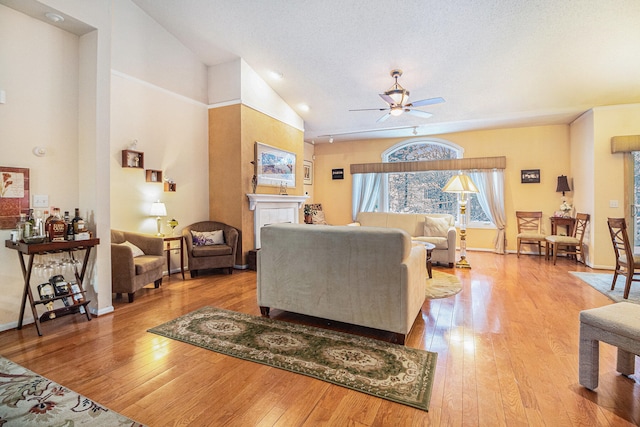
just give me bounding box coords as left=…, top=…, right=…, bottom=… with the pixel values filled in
left=442, top=174, right=479, bottom=193
left=150, top=201, right=167, bottom=217
left=556, top=175, right=571, bottom=193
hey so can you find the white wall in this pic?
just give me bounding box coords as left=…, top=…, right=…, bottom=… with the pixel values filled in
left=110, top=0, right=210, bottom=261
left=0, top=4, right=81, bottom=328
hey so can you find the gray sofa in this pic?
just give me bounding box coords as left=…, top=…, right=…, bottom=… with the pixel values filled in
left=257, top=223, right=426, bottom=344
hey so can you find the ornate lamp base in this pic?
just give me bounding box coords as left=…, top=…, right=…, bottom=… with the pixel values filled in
left=456, top=256, right=472, bottom=269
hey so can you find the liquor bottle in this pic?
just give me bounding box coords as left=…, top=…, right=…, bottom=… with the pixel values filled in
left=69, top=282, right=86, bottom=314
left=23, top=209, right=34, bottom=239
left=37, top=282, right=56, bottom=319
left=65, top=211, right=74, bottom=240
left=46, top=208, right=66, bottom=241
left=72, top=208, right=86, bottom=234
left=44, top=209, right=52, bottom=240
left=17, top=213, right=27, bottom=241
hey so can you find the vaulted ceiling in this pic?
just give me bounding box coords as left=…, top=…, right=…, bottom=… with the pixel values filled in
left=133, top=0, right=640, bottom=142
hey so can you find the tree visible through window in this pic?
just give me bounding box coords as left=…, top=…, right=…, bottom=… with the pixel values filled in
left=384, top=139, right=490, bottom=223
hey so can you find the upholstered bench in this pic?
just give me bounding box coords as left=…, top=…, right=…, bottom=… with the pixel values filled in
left=579, top=302, right=640, bottom=390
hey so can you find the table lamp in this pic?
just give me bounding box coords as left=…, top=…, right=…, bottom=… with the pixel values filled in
left=150, top=201, right=167, bottom=236
left=443, top=173, right=479, bottom=269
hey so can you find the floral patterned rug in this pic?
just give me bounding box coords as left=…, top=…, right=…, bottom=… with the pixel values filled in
left=0, top=356, right=145, bottom=426
left=148, top=306, right=438, bottom=411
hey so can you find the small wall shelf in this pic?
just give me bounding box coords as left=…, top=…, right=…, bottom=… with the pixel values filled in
left=122, top=150, right=144, bottom=169
left=145, top=169, right=163, bottom=183
left=164, top=182, right=177, bottom=192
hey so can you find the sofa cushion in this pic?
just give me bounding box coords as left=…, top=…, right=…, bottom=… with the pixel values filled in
left=413, top=236, right=449, bottom=250
left=424, top=216, right=450, bottom=237
left=134, top=255, right=164, bottom=275
left=120, top=240, right=145, bottom=257
left=192, top=245, right=232, bottom=257
left=191, top=230, right=225, bottom=246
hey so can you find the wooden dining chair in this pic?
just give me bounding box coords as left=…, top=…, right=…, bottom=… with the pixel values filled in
left=545, top=213, right=590, bottom=265
left=607, top=217, right=640, bottom=299
left=516, top=211, right=546, bottom=257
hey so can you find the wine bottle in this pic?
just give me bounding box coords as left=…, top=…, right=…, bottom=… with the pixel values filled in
left=37, top=283, right=56, bottom=319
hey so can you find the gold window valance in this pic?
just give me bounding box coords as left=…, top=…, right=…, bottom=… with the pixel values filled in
left=350, top=156, right=506, bottom=174
left=611, top=135, right=640, bottom=153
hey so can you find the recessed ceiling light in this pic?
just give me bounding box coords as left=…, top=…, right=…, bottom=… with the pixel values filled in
left=298, top=103, right=310, bottom=112
left=45, top=12, right=64, bottom=23
left=269, top=70, right=283, bottom=80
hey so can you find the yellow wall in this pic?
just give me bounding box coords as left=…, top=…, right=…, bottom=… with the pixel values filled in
left=314, top=125, right=571, bottom=253
left=209, top=104, right=304, bottom=263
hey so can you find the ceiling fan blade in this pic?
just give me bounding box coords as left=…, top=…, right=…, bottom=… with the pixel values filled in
left=405, top=109, right=433, bottom=119
left=349, top=107, right=390, bottom=112
left=406, top=97, right=445, bottom=108
left=376, top=112, right=391, bottom=123
left=379, top=93, right=396, bottom=105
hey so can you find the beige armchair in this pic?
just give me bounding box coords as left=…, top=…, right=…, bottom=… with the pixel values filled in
left=111, top=230, right=165, bottom=303
left=183, top=221, right=239, bottom=277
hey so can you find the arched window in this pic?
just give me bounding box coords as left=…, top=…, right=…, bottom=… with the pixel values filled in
left=382, top=138, right=491, bottom=224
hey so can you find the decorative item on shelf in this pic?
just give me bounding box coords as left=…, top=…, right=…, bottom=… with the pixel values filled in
left=164, top=177, right=176, bottom=192
left=303, top=204, right=317, bottom=224
left=443, top=173, right=479, bottom=269
left=150, top=201, right=167, bottom=236
left=167, top=218, right=179, bottom=235
left=250, top=160, right=258, bottom=193
left=121, top=149, right=144, bottom=168
left=145, top=169, right=163, bottom=182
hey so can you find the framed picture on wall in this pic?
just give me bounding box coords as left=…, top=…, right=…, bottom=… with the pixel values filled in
left=255, top=142, right=296, bottom=188
left=521, top=169, right=540, bottom=183
left=0, top=166, right=30, bottom=230
left=303, top=160, right=313, bottom=185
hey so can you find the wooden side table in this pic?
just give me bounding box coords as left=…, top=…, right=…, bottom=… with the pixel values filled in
left=163, top=236, right=185, bottom=280
left=550, top=216, right=576, bottom=236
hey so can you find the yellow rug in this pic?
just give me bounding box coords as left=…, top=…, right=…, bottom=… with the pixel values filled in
left=426, top=270, right=462, bottom=299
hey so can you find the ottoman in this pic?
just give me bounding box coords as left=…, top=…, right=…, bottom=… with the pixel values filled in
left=579, top=302, right=640, bottom=390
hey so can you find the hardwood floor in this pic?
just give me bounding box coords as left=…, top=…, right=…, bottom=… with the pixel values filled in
left=1, top=252, right=639, bottom=426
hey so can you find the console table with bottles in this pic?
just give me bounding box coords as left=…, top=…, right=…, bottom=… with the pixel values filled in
left=5, top=238, right=99, bottom=336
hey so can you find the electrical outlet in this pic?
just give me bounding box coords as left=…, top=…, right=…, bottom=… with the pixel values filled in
left=33, top=194, right=48, bottom=208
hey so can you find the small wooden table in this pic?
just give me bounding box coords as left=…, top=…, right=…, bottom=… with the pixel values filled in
left=163, top=236, right=185, bottom=279
left=415, top=242, right=435, bottom=278
left=550, top=216, right=576, bottom=236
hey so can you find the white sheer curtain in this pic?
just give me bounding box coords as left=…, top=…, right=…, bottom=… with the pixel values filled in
left=351, top=173, right=382, bottom=220
left=469, top=169, right=506, bottom=254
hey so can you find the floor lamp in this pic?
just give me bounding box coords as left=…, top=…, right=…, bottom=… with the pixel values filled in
left=443, top=174, right=479, bottom=269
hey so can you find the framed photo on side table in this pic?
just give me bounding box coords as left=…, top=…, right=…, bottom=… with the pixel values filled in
left=303, top=160, right=313, bottom=185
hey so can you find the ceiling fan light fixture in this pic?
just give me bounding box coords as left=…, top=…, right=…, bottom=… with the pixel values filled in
left=386, top=87, right=409, bottom=105
left=390, top=106, right=404, bottom=116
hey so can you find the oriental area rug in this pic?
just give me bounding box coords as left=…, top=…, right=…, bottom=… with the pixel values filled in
left=0, top=356, right=145, bottom=426
left=426, top=270, right=463, bottom=299
left=148, top=306, right=437, bottom=411
left=569, top=271, right=640, bottom=304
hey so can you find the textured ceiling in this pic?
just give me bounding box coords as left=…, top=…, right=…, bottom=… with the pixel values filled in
left=132, top=0, right=640, bottom=142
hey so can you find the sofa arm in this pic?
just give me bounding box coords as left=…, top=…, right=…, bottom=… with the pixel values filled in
left=111, top=243, right=136, bottom=288
left=447, top=226, right=457, bottom=261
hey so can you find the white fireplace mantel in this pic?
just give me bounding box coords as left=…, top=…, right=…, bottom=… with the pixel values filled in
left=247, top=194, right=308, bottom=248
left=247, top=194, right=308, bottom=210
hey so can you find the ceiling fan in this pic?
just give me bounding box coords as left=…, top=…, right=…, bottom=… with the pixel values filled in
left=350, top=69, right=445, bottom=123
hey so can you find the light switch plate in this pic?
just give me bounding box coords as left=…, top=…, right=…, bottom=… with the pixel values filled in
left=609, top=200, right=619, bottom=208
left=33, top=194, right=48, bottom=208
